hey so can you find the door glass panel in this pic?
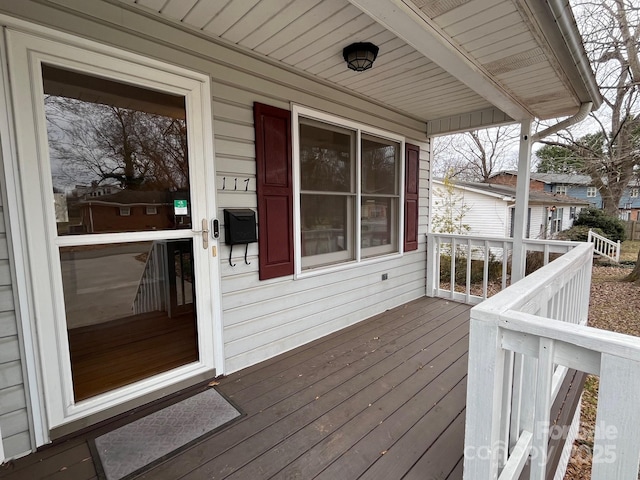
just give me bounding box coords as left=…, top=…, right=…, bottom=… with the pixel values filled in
left=42, top=65, right=200, bottom=402
left=43, top=65, right=192, bottom=235
left=63, top=241, right=198, bottom=401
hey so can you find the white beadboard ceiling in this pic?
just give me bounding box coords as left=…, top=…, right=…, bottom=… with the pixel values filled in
left=116, top=0, right=590, bottom=128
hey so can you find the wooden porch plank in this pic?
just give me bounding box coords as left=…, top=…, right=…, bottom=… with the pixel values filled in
left=285, top=355, right=468, bottom=480
left=226, top=335, right=469, bottom=479
left=0, top=440, right=94, bottom=480
left=222, top=297, right=445, bottom=394
left=448, top=457, right=464, bottom=479
left=234, top=302, right=469, bottom=413
left=147, top=305, right=470, bottom=479
left=352, top=378, right=466, bottom=480
left=402, top=409, right=466, bottom=480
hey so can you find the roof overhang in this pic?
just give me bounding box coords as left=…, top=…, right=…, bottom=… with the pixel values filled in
left=31, top=0, right=600, bottom=137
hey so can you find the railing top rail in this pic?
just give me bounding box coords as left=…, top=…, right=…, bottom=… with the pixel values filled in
left=588, top=228, right=620, bottom=243
left=471, top=242, right=593, bottom=316
left=427, top=232, right=514, bottom=243
left=484, top=310, right=640, bottom=365
left=521, top=238, right=581, bottom=248
left=427, top=232, right=580, bottom=248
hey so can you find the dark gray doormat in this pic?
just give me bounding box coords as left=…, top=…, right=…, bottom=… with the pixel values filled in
left=93, top=388, right=241, bottom=480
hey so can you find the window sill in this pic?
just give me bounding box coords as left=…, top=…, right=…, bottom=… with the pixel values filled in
left=295, top=251, right=403, bottom=280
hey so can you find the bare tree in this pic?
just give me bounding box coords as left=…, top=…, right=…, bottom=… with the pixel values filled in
left=538, top=0, right=640, bottom=216
left=432, top=125, right=519, bottom=182
left=45, top=96, right=189, bottom=193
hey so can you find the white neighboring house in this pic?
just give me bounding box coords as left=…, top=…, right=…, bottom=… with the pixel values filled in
left=431, top=179, right=589, bottom=239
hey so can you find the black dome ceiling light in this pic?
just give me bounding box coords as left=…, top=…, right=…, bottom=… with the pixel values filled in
left=342, top=42, right=379, bottom=72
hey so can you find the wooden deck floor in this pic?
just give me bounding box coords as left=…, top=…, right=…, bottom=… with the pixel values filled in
left=1, top=297, right=471, bottom=480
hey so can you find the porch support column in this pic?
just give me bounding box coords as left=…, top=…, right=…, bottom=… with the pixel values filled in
left=511, top=119, right=532, bottom=283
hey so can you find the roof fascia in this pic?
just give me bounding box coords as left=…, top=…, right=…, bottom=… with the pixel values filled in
left=432, top=179, right=514, bottom=201
left=518, top=0, right=602, bottom=110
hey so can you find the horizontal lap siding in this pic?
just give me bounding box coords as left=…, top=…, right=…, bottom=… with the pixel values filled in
left=431, top=187, right=508, bottom=237
left=463, top=191, right=509, bottom=237
left=213, top=83, right=429, bottom=373
left=0, top=197, right=29, bottom=459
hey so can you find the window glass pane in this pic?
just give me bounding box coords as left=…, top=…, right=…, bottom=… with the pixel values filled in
left=43, top=65, right=191, bottom=235
left=361, top=197, right=397, bottom=255
left=361, top=135, right=398, bottom=195
left=301, top=194, right=352, bottom=259
left=300, top=120, right=354, bottom=192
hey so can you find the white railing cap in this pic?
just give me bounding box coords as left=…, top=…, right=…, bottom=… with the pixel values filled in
left=471, top=242, right=592, bottom=316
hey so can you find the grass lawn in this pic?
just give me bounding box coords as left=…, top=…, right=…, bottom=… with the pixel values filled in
left=564, top=262, right=639, bottom=479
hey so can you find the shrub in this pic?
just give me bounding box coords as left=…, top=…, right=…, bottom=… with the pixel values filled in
left=556, top=225, right=606, bottom=242
left=573, top=207, right=626, bottom=242
left=439, top=254, right=503, bottom=285
left=525, top=251, right=563, bottom=275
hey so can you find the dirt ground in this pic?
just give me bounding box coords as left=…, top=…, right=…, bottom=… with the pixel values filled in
left=563, top=264, right=640, bottom=479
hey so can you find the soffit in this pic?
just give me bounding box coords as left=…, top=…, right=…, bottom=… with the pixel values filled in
left=114, top=0, right=585, bottom=125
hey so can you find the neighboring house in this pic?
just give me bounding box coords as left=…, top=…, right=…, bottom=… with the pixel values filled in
left=0, top=0, right=601, bottom=473
left=74, top=190, right=187, bottom=234
left=490, top=170, right=640, bottom=219
left=431, top=180, right=589, bottom=239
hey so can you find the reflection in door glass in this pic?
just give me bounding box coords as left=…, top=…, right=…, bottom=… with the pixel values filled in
left=43, top=65, right=192, bottom=235
left=62, top=241, right=198, bottom=401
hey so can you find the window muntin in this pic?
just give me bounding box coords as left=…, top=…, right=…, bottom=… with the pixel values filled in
left=297, top=113, right=402, bottom=270
left=555, top=185, right=568, bottom=195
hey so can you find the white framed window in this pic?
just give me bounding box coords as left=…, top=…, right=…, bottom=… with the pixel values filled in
left=554, top=185, right=568, bottom=195
left=293, top=106, right=403, bottom=272
left=587, top=186, right=597, bottom=197
left=631, top=188, right=639, bottom=198
left=146, top=206, right=158, bottom=215
left=118, top=206, right=131, bottom=216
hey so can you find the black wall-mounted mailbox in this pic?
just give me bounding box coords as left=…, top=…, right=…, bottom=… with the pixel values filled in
left=224, top=209, right=257, bottom=245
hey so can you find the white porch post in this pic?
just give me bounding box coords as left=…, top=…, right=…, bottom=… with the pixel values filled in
left=511, top=119, right=532, bottom=283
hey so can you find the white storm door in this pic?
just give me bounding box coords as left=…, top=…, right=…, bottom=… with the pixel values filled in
left=7, top=29, right=221, bottom=429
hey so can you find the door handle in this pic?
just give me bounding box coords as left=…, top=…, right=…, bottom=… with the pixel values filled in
left=193, top=218, right=209, bottom=249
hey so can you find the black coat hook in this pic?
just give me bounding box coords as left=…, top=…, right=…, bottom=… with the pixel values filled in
left=228, top=245, right=236, bottom=267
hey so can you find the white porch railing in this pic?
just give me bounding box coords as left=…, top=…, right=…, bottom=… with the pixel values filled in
left=464, top=241, right=640, bottom=479
left=587, top=228, right=620, bottom=263
left=133, top=241, right=169, bottom=315
left=426, top=233, right=580, bottom=304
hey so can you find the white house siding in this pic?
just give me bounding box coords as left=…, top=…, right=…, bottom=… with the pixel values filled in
left=527, top=205, right=581, bottom=239
left=0, top=175, right=30, bottom=459
left=213, top=84, right=429, bottom=372
left=431, top=185, right=509, bottom=237
left=0, top=0, right=430, bottom=454
left=528, top=207, right=547, bottom=239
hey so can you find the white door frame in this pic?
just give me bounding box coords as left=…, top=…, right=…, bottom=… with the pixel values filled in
left=4, top=27, right=224, bottom=436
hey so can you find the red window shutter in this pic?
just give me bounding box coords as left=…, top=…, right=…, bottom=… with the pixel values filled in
left=404, top=143, right=420, bottom=252
left=254, top=103, right=294, bottom=280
